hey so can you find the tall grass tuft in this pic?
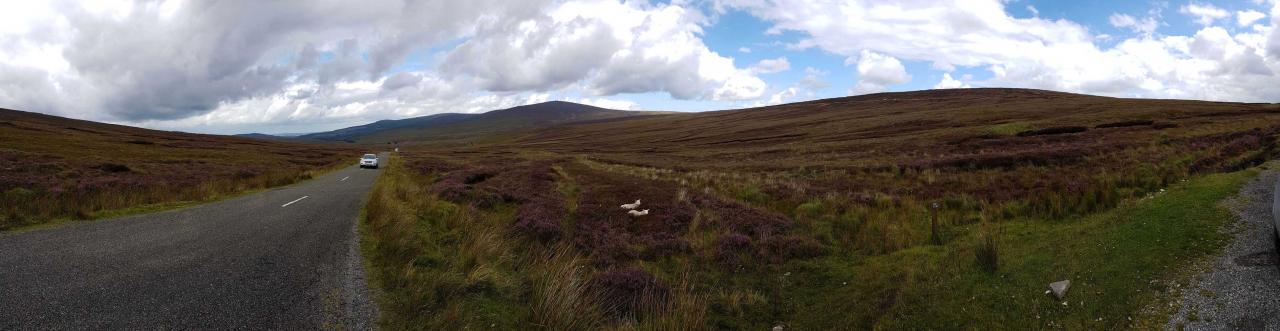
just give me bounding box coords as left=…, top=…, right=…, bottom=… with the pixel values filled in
left=527, top=245, right=606, bottom=330
left=974, top=213, right=999, bottom=273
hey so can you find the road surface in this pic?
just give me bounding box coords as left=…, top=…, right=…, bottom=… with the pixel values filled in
left=0, top=156, right=384, bottom=330
left=1167, top=168, right=1280, bottom=330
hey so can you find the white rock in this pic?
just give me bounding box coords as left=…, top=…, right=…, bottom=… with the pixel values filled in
left=1049, top=280, right=1071, bottom=300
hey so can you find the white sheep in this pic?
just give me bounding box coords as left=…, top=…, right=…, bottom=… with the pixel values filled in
left=620, top=199, right=641, bottom=210
left=628, top=209, right=649, bottom=217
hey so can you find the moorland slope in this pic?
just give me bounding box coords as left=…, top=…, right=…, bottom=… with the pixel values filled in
left=363, top=88, right=1280, bottom=329
left=0, top=108, right=356, bottom=230
left=303, top=100, right=647, bottom=143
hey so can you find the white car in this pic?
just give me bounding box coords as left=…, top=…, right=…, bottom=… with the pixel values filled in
left=359, top=154, right=379, bottom=169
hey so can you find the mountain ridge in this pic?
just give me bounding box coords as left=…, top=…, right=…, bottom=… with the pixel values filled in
left=299, top=100, right=642, bottom=143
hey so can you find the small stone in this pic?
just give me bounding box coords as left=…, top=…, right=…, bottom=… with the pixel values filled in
left=773, top=325, right=784, bottom=331
left=1049, top=280, right=1071, bottom=300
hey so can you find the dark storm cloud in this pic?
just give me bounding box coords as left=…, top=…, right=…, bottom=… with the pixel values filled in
left=46, top=0, right=552, bottom=121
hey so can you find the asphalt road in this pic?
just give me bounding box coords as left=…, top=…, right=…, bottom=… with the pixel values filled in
left=0, top=156, right=384, bottom=330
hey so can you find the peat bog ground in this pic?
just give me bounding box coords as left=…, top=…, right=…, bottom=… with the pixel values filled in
left=359, top=89, right=1280, bottom=329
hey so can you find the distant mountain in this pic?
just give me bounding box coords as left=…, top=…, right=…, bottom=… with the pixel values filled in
left=300, top=113, right=476, bottom=142
left=511, top=88, right=1280, bottom=159
left=301, top=101, right=642, bottom=143
left=235, top=133, right=287, bottom=140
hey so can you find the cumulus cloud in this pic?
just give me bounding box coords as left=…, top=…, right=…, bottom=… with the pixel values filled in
left=0, top=0, right=556, bottom=122
left=750, top=57, right=791, bottom=74
left=568, top=97, right=639, bottom=110
left=765, top=87, right=798, bottom=105
left=4, top=0, right=1280, bottom=134
left=716, top=0, right=1280, bottom=102
left=1237, top=10, right=1267, bottom=27
left=0, top=0, right=767, bottom=132
left=1181, top=3, right=1231, bottom=26
left=934, top=73, right=971, bottom=89
left=1271, top=4, right=1280, bottom=59
left=442, top=0, right=766, bottom=101
left=1109, top=13, right=1159, bottom=35
left=851, top=50, right=910, bottom=95
left=799, top=67, right=831, bottom=89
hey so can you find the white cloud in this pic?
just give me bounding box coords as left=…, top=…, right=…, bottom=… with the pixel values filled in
left=750, top=57, right=790, bottom=74
left=738, top=46, right=751, bottom=53
left=1237, top=10, right=1266, bottom=27
left=765, top=87, right=798, bottom=105
left=799, top=67, right=830, bottom=89
left=443, top=0, right=765, bottom=102
left=933, top=73, right=971, bottom=89
left=1109, top=13, right=1159, bottom=35
left=716, top=0, right=1280, bottom=102
left=1181, top=3, right=1230, bottom=26
left=567, top=97, right=638, bottom=110
left=0, top=0, right=769, bottom=133
left=1026, top=5, right=1039, bottom=17
left=851, top=50, right=911, bottom=95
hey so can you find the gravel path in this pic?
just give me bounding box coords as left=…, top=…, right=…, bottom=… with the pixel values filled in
left=1167, top=168, right=1280, bottom=331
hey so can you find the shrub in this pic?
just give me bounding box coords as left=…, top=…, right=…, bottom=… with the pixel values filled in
left=637, top=234, right=691, bottom=259
left=713, top=233, right=754, bottom=268
left=983, top=122, right=1033, bottom=137
left=589, top=267, right=671, bottom=318
left=1095, top=120, right=1154, bottom=129
left=528, top=247, right=606, bottom=330
left=795, top=200, right=824, bottom=219
left=761, top=235, right=827, bottom=261
left=96, top=163, right=131, bottom=173
left=975, top=220, right=999, bottom=273
left=1015, top=126, right=1088, bottom=137
left=693, top=195, right=793, bottom=237
left=514, top=200, right=564, bottom=242
left=3, top=187, right=36, bottom=202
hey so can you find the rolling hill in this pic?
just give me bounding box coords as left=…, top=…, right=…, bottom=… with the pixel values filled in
left=0, top=108, right=356, bottom=230
left=367, top=88, right=1280, bottom=328
left=507, top=88, right=1280, bottom=171
left=300, top=100, right=645, bottom=143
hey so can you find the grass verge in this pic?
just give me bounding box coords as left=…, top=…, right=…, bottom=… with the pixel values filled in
left=780, top=168, right=1256, bottom=329
left=4, top=164, right=349, bottom=233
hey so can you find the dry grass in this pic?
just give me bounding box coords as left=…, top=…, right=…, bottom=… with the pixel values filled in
left=0, top=108, right=356, bottom=230
left=364, top=89, right=1280, bottom=329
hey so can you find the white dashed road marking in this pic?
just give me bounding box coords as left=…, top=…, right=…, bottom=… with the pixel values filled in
left=340, top=176, right=349, bottom=182
left=281, top=196, right=308, bottom=207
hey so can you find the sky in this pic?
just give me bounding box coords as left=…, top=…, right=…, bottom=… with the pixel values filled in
left=1, top=0, right=1279, bottom=135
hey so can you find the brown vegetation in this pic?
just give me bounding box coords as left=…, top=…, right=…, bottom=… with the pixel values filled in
left=364, top=88, right=1280, bottom=329
left=0, top=108, right=355, bottom=230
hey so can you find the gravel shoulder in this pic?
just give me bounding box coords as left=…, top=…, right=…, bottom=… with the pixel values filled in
left=1167, top=167, right=1280, bottom=330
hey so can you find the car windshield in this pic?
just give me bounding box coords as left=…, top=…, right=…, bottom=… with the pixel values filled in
left=362, top=154, right=376, bottom=159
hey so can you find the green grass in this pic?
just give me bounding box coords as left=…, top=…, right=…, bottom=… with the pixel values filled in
left=777, top=168, right=1255, bottom=329
left=358, top=155, right=528, bottom=329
